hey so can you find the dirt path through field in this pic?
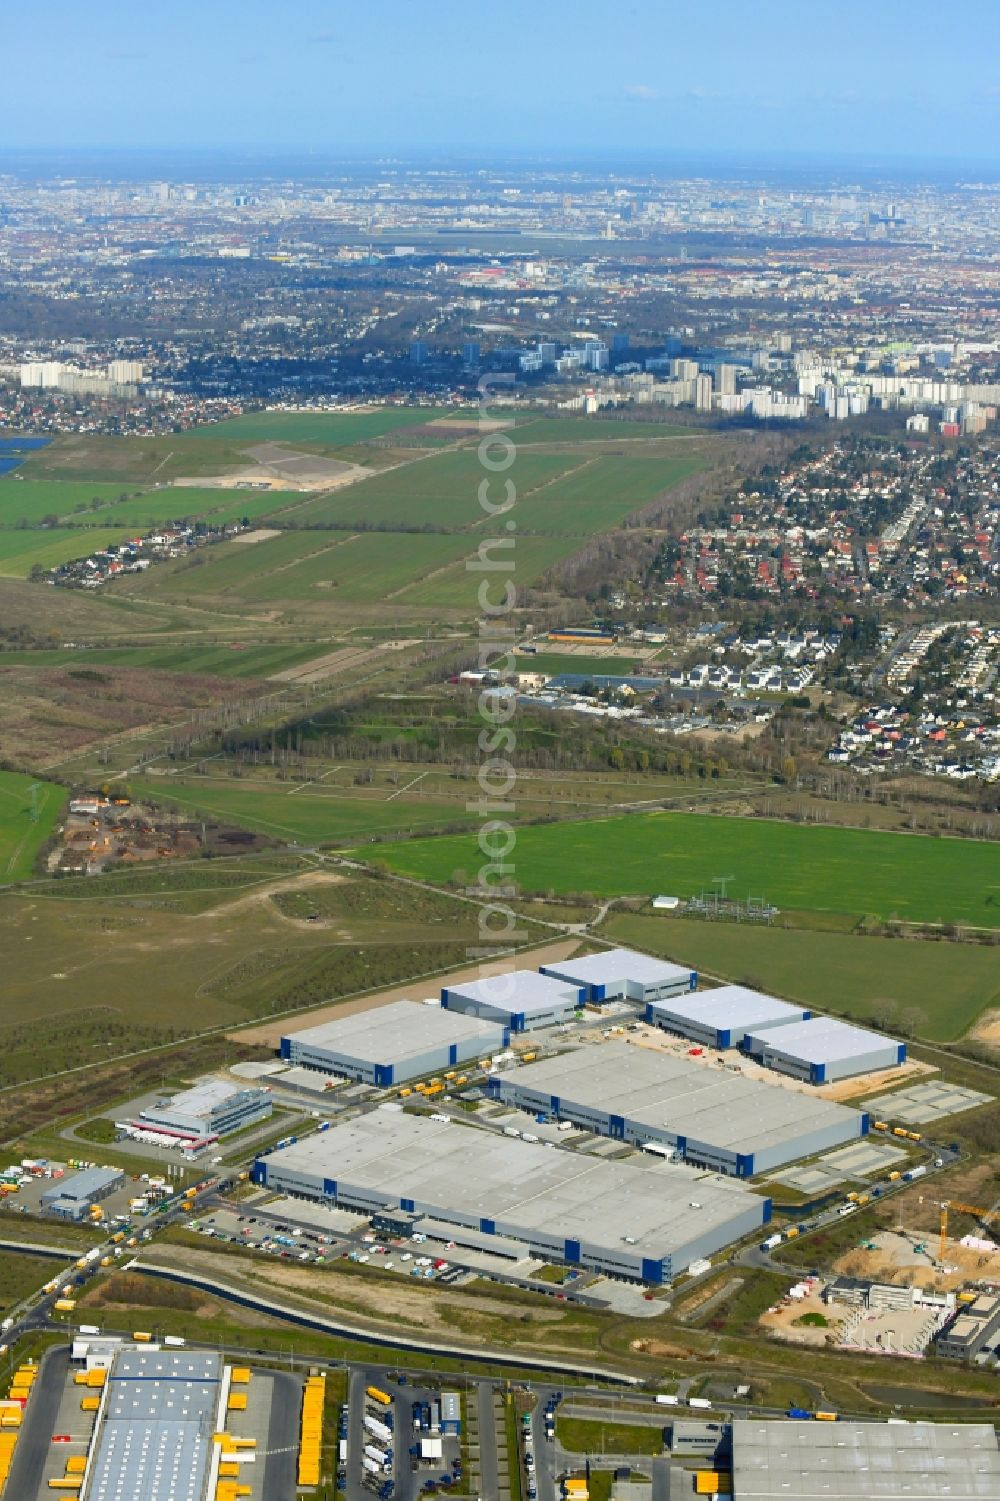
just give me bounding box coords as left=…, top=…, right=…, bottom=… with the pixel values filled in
left=198, top=868, right=344, bottom=921
left=230, top=936, right=581, bottom=1046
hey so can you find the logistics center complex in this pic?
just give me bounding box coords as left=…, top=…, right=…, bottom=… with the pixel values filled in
left=259, top=946, right=905, bottom=1284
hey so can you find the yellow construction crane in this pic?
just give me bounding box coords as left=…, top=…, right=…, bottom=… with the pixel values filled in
left=938, top=1202, right=1000, bottom=1262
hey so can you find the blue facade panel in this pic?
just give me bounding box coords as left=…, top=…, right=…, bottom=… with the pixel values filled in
left=513, top=1012, right=525, bottom=1032
left=762, top=1197, right=773, bottom=1224
left=550, top=1094, right=560, bottom=1113
left=251, top=1160, right=267, bottom=1187
left=641, top=1257, right=662, bottom=1285
left=279, top=1037, right=291, bottom=1061
left=737, top=1152, right=755, bottom=1177
left=323, top=1178, right=337, bottom=1198
left=594, top=983, right=607, bottom=1002
left=644, top=1003, right=654, bottom=1024
left=480, top=1218, right=496, bottom=1235
left=860, top=1112, right=871, bottom=1136
left=487, top=1077, right=501, bottom=1099
left=564, top=1239, right=581, bottom=1264
left=401, top=1198, right=415, bottom=1212
left=609, top=1114, right=625, bottom=1140
left=675, top=1135, right=687, bottom=1154
left=449, top=1044, right=459, bottom=1066
left=441, top=988, right=451, bottom=1009
left=690, top=971, right=698, bottom=990
left=810, top=1062, right=827, bottom=1085
left=897, top=1043, right=907, bottom=1064
left=719, top=1029, right=732, bottom=1049
left=374, top=1064, right=394, bottom=1088
left=502, top=1027, right=511, bottom=1047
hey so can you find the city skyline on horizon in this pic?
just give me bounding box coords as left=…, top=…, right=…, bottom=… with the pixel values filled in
left=3, top=0, right=1000, bottom=165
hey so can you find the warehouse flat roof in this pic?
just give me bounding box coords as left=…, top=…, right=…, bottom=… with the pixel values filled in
left=444, top=970, right=581, bottom=1016
left=649, top=985, right=807, bottom=1032
left=731, top=1418, right=1000, bottom=1499
left=541, top=947, right=693, bottom=986
left=504, top=1042, right=863, bottom=1157
left=748, top=1016, right=898, bottom=1063
left=44, top=1165, right=121, bottom=1201
left=261, top=1108, right=759, bottom=1258
left=88, top=1348, right=222, bottom=1501
left=285, top=999, right=504, bottom=1059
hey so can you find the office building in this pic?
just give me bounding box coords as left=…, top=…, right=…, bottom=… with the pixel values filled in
left=490, top=1042, right=867, bottom=1176
left=936, top=1293, right=1000, bottom=1361
left=138, top=1079, right=272, bottom=1141
left=280, top=999, right=507, bottom=1086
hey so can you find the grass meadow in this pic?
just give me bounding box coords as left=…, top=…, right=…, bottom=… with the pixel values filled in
left=375, top=810, right=1000, bottom=930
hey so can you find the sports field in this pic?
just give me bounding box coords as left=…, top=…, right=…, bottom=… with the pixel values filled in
left=604, top=914, right=1000, bottom=1043
left=0, top=770, right=66, bottom=883
left=374, top=810, right=1000, bottom=929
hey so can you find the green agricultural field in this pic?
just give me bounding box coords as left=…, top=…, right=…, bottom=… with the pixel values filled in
left=278, top=449, right=580, bottom=530
left=513, top=453, right=705, bottom=534
left=0, top=527, right=133, bottom=577
left=513, top=416, right=699, bottom=444
left=0, top=479, right=137, bottom=526
left=0, top=640, right=336, bottom=678
left=197, top=408, right=471, bottom=446
left=392, top=534, right=581, bottom=605
left=93, top=486, right=304, bottom=530
left=131, top=776, right=477, bottom=843
left=604, top=914, right=1000, bottom=1043
left=139, top=528, right=482, bottom=606
left=0, top=770, right=66, bottom=883
left=374, top=810, right=1000, bottom=929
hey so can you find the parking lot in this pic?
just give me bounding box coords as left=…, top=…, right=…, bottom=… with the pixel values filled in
left=864, top=1081, right=993, bottom=1124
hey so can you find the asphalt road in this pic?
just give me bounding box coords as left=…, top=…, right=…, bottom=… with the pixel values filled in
left=264, top=1369, right=301, bottom=1501
left=477, top=1379, right=500, bottom=1501
left=4, top=1344, right=68, bottom=1501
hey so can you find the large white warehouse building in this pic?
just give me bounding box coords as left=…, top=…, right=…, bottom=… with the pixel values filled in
left=647, top=984, right=809, bottom=1050
left=252, top=1109, right=770, bottom=1284
left=742, top=1017, right=905, bottom=1084
left=441, top=970, right=583, bottom=1032
left=539, top=947, right=696, bottom=1003
left=280, top=1000, right=507, bottom=1087
left=490, top=1042, right=868, bottom=1176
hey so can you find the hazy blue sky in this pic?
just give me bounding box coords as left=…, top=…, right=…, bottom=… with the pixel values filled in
left=3, top=0, right=998, bottom=165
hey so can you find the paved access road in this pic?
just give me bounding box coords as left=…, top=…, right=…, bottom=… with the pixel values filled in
left=4, top=1345, right=69, bottom=1501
